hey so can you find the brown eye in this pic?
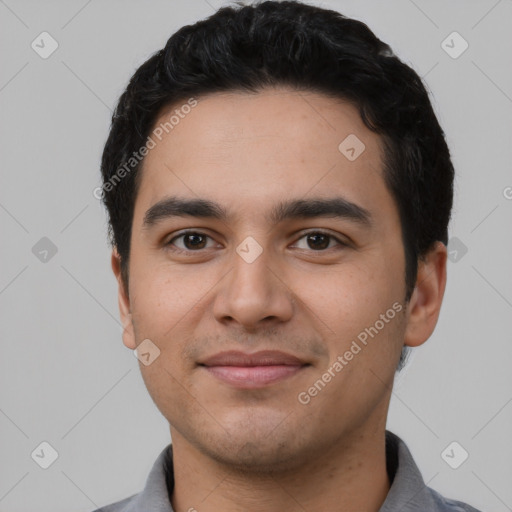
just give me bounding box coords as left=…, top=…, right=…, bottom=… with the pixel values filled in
left=182, top=233, right=207, bottom=250
left=306, top=233, right=330, bottom=250
left=292, top=231, right=348, bottom=251
left=166, top=231, right=214, bottom=252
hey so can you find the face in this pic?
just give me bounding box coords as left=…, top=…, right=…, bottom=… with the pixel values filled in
left=113, top=87, right=445, bottom=473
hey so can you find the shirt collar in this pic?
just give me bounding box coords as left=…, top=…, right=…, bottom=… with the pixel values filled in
left=380, top=430, right=441, bottom=511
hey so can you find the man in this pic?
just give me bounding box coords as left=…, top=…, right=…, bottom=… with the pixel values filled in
left=93, top=1, right=482, bottom=510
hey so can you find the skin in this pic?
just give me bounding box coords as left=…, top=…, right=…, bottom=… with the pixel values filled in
left=111, top=87, right=447, bottom=512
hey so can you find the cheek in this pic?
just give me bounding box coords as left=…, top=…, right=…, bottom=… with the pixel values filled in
left=130, top=260, right=201, bottom=329
left=128, top=262, right=219, bottom=369
left=129, top=269, right=201, bottom=400
left=294, top=263, right=380, bottom=323
left=296, top=261, right=403, bottom=355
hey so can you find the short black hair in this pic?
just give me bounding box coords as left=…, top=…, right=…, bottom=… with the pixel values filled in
left=100, top=0, right=454, bottom=371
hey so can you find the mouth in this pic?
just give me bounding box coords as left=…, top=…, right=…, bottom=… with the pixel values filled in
left=198, top=350, right=311, bottom=389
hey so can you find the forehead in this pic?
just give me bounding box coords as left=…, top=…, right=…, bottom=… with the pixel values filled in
left=133, top=88, right=395, bottom=229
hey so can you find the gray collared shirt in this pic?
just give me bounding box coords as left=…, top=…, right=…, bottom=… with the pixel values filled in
left=92, top=430, right=482, bottom=512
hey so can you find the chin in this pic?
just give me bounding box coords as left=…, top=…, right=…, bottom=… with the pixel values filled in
left=203, top=437, right=305, bottom=475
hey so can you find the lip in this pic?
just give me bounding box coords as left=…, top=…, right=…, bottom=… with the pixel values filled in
left=200, top=350, right=306, bottom=367
left=199, top=350, right=309, bottom=389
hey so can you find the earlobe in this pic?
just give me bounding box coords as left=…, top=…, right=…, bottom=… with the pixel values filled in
left=121, top=312, right=137, bottom=350
left=111, top=249, right=137, bottom=350
left=403, top=241, right=447, bottom=349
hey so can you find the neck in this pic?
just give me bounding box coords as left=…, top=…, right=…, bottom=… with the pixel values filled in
left=169, top=424, right=390, bottom=512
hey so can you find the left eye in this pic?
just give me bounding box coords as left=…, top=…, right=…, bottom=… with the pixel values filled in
left=292, top=231, right=347, bottom=251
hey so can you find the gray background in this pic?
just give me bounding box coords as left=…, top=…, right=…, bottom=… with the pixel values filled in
left=0, top=0, right=511, bottom=510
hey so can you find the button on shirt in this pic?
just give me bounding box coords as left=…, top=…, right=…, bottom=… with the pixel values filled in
left=92, top=430, right=482, bottom=512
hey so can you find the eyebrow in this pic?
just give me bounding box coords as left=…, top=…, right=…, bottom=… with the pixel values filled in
left=142, top=195, right=373, bottom=229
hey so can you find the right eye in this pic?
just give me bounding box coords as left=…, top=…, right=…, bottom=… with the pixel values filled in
left=165, top=230, right=218, bottom=253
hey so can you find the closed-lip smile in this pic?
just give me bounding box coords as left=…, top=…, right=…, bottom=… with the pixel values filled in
left=198, top=350, right=310, bottom=388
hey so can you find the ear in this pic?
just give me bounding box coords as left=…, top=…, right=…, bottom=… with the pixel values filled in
left=111, top=248, right=137, bottom=350
left=403, top=241, right=447, bottom=348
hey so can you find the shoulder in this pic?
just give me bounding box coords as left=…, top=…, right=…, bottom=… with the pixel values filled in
left=89, top=493, right=138, bottom=512
left=429, top=486, right=484, bottom=512
left=383, top=431, right=483, bottom=512
left=88, top=442, right=174, bottom=511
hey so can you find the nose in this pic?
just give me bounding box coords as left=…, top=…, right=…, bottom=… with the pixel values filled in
left=212, top=244, right=294, bottom=331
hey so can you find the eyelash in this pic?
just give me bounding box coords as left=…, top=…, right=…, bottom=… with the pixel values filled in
left=165, top=229, right=349, bottom=255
